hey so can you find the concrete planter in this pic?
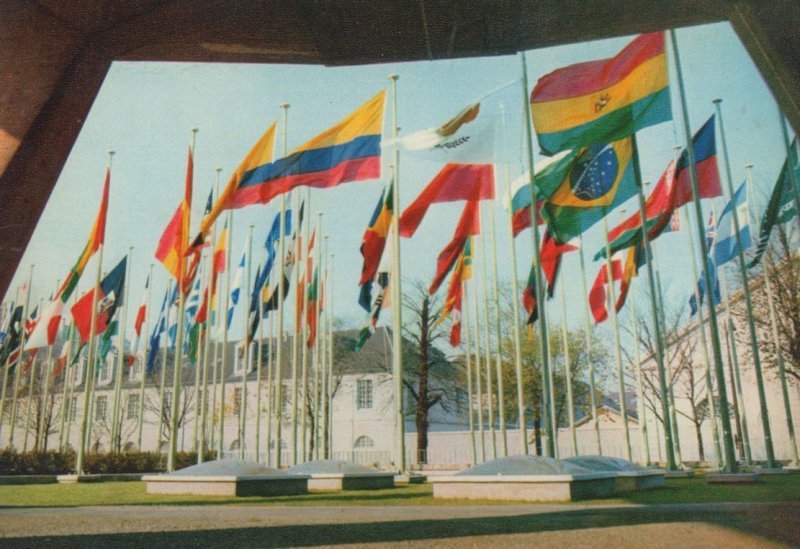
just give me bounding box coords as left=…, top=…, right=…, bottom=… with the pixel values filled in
left=430, top=473, right=617, bottom=502
left=305, top=472, right=395, bottom=492
left=142, top=473, right=310, bottom=497
left=614, top=470, right=666, bottom=491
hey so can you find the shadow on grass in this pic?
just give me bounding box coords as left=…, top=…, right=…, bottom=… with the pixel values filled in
left=2, top=502, right=798, bottom=548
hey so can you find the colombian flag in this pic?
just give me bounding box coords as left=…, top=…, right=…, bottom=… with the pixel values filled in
left=531, top=32, right=671, bottom=156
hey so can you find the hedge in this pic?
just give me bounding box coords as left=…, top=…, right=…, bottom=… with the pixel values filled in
left=0, top=449, right=216, bottom=475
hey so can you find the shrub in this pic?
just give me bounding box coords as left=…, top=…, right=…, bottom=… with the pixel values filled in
left=0, top=449, right=215, bottom=475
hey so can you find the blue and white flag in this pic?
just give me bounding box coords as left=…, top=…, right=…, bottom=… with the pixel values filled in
left=146, top=287, right=170, bottom=373
left=713, top=181, right=752, bottom=266
left=222, top=239, right=248, bottom=335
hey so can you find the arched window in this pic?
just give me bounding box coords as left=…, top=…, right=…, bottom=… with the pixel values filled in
left=353, top=435, right=374, bottom=449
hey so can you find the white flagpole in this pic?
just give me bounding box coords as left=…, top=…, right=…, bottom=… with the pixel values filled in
left=487, top=199, right=508, bottom=456
left=167, top=129, right=197, bottom=473
left=192, top=253, right=206, bottom=453
left=558, top=276, right=577, bottom=456
left=265, top=307, right=274, bottom=465
left=601, top=217, right=632, bottom=461
left=628, top=291, right=651, bottom=465
left=290, top=191, right=301, bottom=466
left=326, top=249, right=335, bottom=457
left=577, top=239, right=601, bottom=455
left=217, top=209, right=233, bottom=458
left=8, top=264, right=35, bottom=450
left=239, top=225, right=253, bottom=460
left=157, top=278, right=173, bottom=453
left=23, top=298, right=44, bottom=452
left=37, top=280, right=60, bottom=450
left=462, top=278, right=477, bottom=464
left=110, top=247, right=132, bottom=452
left=137, top=263, right=153, bottom=452
left=274, top=102, right=290, bottom=468
left=477, top=231, right=496, bottom=459
left=300, top=188, right=312, bottom=462
left=469, top=278, right=485, bottom=462
left=254, top=295, right=265, bottom=463
left=388, top=74, right=406, bottom=473
left=313, top=212, right=323, bottom=460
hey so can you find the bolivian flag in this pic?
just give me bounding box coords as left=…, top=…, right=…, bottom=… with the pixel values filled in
left=531, top=32, right=671, bottom=156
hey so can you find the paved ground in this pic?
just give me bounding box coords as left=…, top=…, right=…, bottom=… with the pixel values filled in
left=1, top=502, right=798, bottom=547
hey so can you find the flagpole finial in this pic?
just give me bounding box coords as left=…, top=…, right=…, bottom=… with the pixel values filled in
left=712, top=98, right=722, bottom=105
left=388, top=74, right=398, bottom=81
left=280, top=102, right=290, bottom=110
left=745, top=163, right=754, bottom=170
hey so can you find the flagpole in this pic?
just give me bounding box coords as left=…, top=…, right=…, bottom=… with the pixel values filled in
left=274, top=102, right=290, bottom=469
left=477, top=231, right=497, bottom=459
left=502, top=177, right=528, bottom=456
left=218, top=210, right=233, bottom=458
left=462, top=279, right=477, bottom=464
left=157, top=279, right=173, bottom=453
left=558, top=274, right=577, bottom=456
left=317, top=238, right=327, bottom=460
left=37, top=280, right=60, bottom=450
left=0, top=287, right=21, bottom=442
left=326, top=250, right=335, bottom=457
left=199, top=179, right=219, bottom=463
left=265, top=307, right=274, bottom=464
left=167, top=128, right=197, bottom=472
left=192, top=253, right=206, bottom=453
left=239, top=225, right=253, bottom=460
left=669, top=31, right=736, bottom=473
left=577, top=240, right=601, bottom=455
left=628, top=291, right=651, bottom=464
left=254, top=293, right=265, bottom=463
left=650, top=245, right=683, bottom=465
left=719, top=266, right=751, bottom=463
left=110, top=246, right=132, bottom=453
left=137, top=263, right=153, bottom=452
left=520, top=51, right=554, bottom=457
left=8, top=264, right=35, bottom=450
left=388, top=73, right=406, bottom=473
left=208, top=168, right=223, bottom=454
left=545, top=312, right=557, bottom=458
left=58, top=314, right=76, bottom=449
left=600, top=216, right=632, bottom=461
left=290, top=192, right=301, bottom=466
left=300, top=188, right=311, bottom=462
left=312, top=212, right=322, bottom=460
left=486, top=201, right=508, bottom=456
left=22, top=298, right=43, bottom=452
left=714, top=98, right=778, bottom=469
left=746, top=163, right=798, bottom=465
left=469, top=278, right=485, bottom=462
left=682, top=200, right=722, bottom=466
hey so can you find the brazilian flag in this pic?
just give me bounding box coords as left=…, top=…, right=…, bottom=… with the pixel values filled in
left=541, top=138, right=636, bottom=244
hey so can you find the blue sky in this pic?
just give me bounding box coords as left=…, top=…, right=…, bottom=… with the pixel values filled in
left=4, top=22, right=794, bottom=347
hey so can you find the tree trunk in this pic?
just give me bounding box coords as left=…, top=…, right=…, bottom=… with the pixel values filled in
left=533, top=413, right=542, bottom=456
left=691, top=404, right=705, bottom=463
left=416, top=296, right=431, bottom=464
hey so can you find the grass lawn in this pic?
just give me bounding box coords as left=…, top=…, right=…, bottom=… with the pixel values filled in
left=0, top=474, right=798, bottom=508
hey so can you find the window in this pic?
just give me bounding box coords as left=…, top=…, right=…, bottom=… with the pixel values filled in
left=127, top=394, right=140, bottom=420
left=233, top=387, right=242, bottom=416
left=95, top=396, right=107, bottom=420
left=356, top=379, right=373, bottom=410
left=353, top=435, right=374, bottom=449
left=69, top=397, right=77, bottom=422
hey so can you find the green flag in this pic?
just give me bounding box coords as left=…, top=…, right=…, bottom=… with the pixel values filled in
left=748, top=141, right=799, bottom=268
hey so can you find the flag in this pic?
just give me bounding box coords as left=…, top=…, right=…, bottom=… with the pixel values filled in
left=355, top=271, right=391, bottom=352
left=504, top=157, right=574, bottom=237
left=531, top=32, right=671, bottom=155
left=207, top=92, right=384, bottom=218
left=134, top=274, right=149, bottom=339
left=306, top=268, right=320, bottom=348
left=146, top=287, right=170, bottom=373
left=71, top=256, right=127, bottom=344
left=522, top=262, right=539, bottom=332
left=399, top=163, right=494, bottom=237
left=156, top=146, right=195, bottom=293
left=0, top=306, right=23, bottom=365
left=26, top=171, right=110, bottom=350
left=598, top=116, right=721, bottom=259
left=224, top=245, right=247, bottom=333
left=435, top=237, right=473, bottom=347
left=429, top=201, right=481, bottom=295
left=359, top=181, right=393, bottom=286
left=588, top=252, right=626, bottom=324
left=213, top=220, right=229, bottom=275
left=540, top=231, right=579, bottom=297
left=714, top=181, right=752, bottom=266
left=98, top=319, right=118, bottom=365
left=689, top=258, right=721, bottom=316
left=540, top=138, right=637, bottom=244
left=397, top=103, right=487, bottom=159
left=748, top=141, right=799, bottom=267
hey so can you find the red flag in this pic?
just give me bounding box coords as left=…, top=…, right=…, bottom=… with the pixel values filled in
left=589, top=254, right=626, bottom=324
left=399, top=164, right=494, bottom=238
left=156, top=146, right=194, bottom=293
left=540, top=231, right=578, bottom=297
left=429, top=201, right=481, bottom=295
